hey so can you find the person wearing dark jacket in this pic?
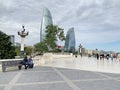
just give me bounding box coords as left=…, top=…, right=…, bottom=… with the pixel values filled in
left=96, top=53, right=99, bottom=60
left=22, top=56, right=28, bottom=69
left=28, top=56, right=34, bottom=68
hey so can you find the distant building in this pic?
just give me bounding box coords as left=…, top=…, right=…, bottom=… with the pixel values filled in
left=9, top=35, right=15, bottom=45
left=64, top=27, right=76, bottom=52
left=40, top=7, right=53, bottom=42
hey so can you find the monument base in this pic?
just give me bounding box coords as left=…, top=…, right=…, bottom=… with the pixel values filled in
left=20, top=51, right=24, bottom=57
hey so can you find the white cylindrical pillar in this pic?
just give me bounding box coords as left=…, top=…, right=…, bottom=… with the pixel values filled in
left=21, top=37, right=25, bottom=51
left=79, top=48, right=81, bottom=54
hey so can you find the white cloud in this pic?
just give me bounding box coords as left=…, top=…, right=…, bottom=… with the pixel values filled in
left=0, top=0, right=120, bottom=51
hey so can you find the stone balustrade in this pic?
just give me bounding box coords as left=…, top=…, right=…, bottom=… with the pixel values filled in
left=0, top=54, right=73, bottom=72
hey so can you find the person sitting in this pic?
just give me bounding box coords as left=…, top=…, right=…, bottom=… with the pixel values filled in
left=28, top=56, right=34, bottom=68
left=22, top=56, right=28, bottom=69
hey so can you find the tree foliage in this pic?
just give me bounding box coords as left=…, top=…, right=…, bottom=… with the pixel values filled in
left=24, top=46, right=33, bottom=55
left=45, top=25, right=65, bottom=50
left=15, top=47, right=20, bottom=56
left=15, top=46, right=33, bottom=56
left=0, top=31, right=16, bottom=59
left=34, top=25, right=65, bottom=52
left=34, top=41, right=48, bottom=53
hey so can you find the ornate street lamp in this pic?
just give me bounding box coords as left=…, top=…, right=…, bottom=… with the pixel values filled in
left=18, top=25, right=29, bottom=56
left=79, top=44, right=82, bottom=56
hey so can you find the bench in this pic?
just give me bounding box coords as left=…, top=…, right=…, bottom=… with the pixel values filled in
left=1, top=59, right=23, bottom=72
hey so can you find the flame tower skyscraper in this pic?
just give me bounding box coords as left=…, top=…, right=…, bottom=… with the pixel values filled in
left=40, top=8, right=53, bottom=42
left=64, top=27, right=76, bottom=52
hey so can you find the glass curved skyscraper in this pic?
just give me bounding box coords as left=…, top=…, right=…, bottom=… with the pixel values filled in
left=64, top=27, right=76, bottom=52
left=40, top=8, right=53, bottom=42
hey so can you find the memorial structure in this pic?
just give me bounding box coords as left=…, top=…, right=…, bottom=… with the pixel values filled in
left=18, top=25, right=29, bottom=55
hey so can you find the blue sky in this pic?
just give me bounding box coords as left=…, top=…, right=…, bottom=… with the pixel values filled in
left=0, top=0, right=120, bottom=52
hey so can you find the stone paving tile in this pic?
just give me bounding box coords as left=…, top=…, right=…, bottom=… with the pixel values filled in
left=12, top=83, right=73, bottom=90
left=101, top=72, right=120, bottom=78
left=74, top=80, right=120, bottom=90
left=1, top=66, right=120, bottom=90
left=0, top=72, right=17, bottom=84
left=56, top=67, right=77, bottom=71
left=23, top=66, right=54, bottom=72
left=17, top=71, right=63, bottom=83
left=59, top=70, right=107, bottom=80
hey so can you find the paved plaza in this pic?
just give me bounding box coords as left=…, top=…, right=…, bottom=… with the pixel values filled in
left=0, top=56, right=120, bottom=90
left=1, top=66, right=120, bottom=90
left=43, top=56, right=120, bottom=74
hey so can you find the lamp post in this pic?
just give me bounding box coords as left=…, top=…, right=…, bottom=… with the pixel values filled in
left=79, top=44, right=82, bottom=57
left=18, top=25, right=29, bottom=56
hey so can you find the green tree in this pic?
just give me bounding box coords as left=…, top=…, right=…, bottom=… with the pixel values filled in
left=15, top=47, right=20, bottom=56
left=15, top=46, right=33, bottom=56
left=34, top=41, right=48, bottom=53
left=34, top=25, right=65, bottom=53
left=24, top=46, right=33, bottom=55
left=45, top=25, right=65, bottom=50
left=0, top=31, right=16, bottom=59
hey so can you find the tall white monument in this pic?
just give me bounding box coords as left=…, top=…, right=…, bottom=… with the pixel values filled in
left=18, top=25, right=29, bottom=55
